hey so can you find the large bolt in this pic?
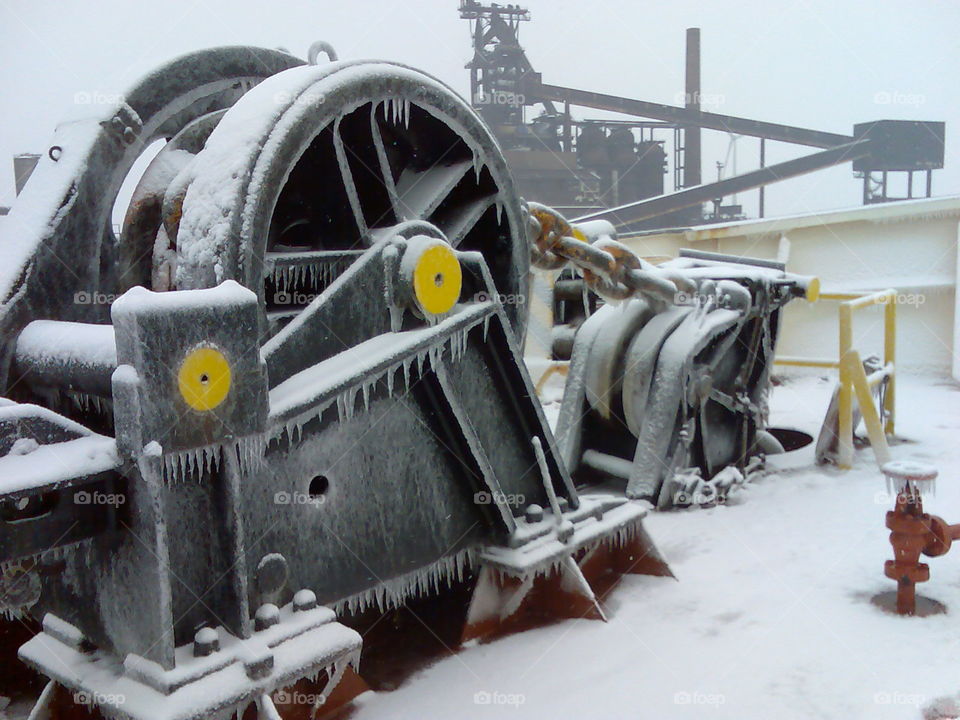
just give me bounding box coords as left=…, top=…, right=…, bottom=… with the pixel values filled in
left=293, top=589, right=317, bottom=612
left=524, top=504, right=544, bottom=523
left=193, top=627, right=219, bottom=657
left=254, top=603, right=280, bottom=631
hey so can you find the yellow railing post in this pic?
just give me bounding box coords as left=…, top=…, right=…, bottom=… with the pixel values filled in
left=837, top=302, right=854, bottom=469
left=845, top=350, right=891, bottom=466
left=776, top=288, right=897, bottom=470
left=884, top=296, right=896, bottom=435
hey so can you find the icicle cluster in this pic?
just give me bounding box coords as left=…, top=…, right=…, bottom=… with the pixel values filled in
left=586, top=516, right=646, bottom=556
left=333, top=547, right=476, bottom=616
left=161, top=435, right=265, bottom=483
left=269, top=259, right=354, bottom=294
left=277, top=315, right=487, bottom=444
left=231, top=650, right=360, bottom=720
left=383, top=97, right=411, bottom=127
left=62, top=389, right=111, bottom=415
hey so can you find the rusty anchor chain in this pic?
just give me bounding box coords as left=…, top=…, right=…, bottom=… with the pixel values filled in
left=525, top=201, right=696, bottom=304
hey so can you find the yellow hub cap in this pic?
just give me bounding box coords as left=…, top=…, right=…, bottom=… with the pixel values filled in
left=413, top=244, right=462, bottom=316
left=177, top=346, right=232, bottom=411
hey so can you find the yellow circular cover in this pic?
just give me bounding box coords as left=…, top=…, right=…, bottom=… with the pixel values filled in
left=177, top=346, right=232, bottom=411
left=413, top=244, right=462, bottom=316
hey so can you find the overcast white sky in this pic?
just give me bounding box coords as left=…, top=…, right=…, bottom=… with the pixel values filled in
left=0, top=0, right=957, bottom=218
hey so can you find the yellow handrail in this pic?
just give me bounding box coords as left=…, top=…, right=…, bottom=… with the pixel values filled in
left=775, top=288, right=897, bottom=469
left=534, top=361, right=569, bottom=394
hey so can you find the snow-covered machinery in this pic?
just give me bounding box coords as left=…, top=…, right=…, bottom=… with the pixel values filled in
left=525, top=206, right=818, bottom=509
left=0, top=41, right=816, bottom=719
left=0, top=47, right=673, bottom=719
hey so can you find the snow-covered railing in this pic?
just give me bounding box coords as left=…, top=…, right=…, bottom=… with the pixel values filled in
left=776, top=289, right=897, bottom=469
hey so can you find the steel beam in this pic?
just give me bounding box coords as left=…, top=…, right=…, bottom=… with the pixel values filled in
left=529, top=80, right=854, bottom=149
left=574, top=139, right=873, bottom=228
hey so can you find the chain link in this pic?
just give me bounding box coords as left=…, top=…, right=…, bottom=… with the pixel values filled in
left=525, top=201, right=694, bottom=304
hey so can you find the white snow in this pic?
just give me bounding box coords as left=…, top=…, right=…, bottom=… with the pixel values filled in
left=0, top=435, right=118, bottom=494
left=15, top=320, right=117, bottom=369
left=346, top=372, right=960, bottom=720
left=111, top=280, right=256, bottom=318
left=268, top=303, right=490, bottom=431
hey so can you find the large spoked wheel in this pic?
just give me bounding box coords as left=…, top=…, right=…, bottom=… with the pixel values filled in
left=172, top=61, right=530, bottom=337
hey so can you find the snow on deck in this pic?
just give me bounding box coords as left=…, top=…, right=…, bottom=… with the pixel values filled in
left=348, top=372, right=960, bottom=720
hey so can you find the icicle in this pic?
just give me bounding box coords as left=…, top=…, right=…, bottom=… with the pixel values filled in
left=416, top=349, right=426, bottom=376
left=362, top=383, right=370, bottom=412
left=403, top=97, right=411, bottom=128
left=389, top=305, right=404, bottom=333
left=495, top=199, right=503, bottom=224
left=386, top=366, right=395, bottom=397
left=402, top=357, right=412, bottom=391
left=472, top=148, right=483, bottom=182
left=483, top=315, right=490, bottom=341
left=348, top=386, right=358, bottom=419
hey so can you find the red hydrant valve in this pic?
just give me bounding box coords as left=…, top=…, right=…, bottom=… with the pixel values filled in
left=875, top=461, right=957, bottom=616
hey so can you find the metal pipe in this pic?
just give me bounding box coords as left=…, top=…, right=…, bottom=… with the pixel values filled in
left=759, top=139, right=766, bottom=217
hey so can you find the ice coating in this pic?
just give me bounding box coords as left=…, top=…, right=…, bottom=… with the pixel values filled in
left=175, top=60, right=492, bottom=289
left=268, top=304, right=491, bottom=434
left=0, top=435, right=119, bottom=494
left=15, top=320, right=117, bottom=370
left=333, top=547, right=476, bottom=616
left=0, top=118, right=108, bottom=306
left=160, top=435, right=264, bottom=484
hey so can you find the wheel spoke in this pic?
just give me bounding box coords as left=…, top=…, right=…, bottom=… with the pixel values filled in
left=332, top=116, right=369, bottom=241
left=369, top=106, right=402, bottom=221
left=395, top=160, right=473, bottom=221
left=444, top=197, right=496, bottom=248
